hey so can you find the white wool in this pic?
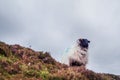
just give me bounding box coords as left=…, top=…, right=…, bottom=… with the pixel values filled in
left=62, top=41, right=88, bottom=66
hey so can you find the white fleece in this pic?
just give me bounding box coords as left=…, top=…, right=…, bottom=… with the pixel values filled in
left=62, top=41, right=88, bottom=66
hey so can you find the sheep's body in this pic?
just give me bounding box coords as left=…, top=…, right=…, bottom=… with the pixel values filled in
left=62, top=39, right=89, bottom=66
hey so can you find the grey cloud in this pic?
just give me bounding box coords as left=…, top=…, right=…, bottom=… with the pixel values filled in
left=0, top=15, right=23, bottom=37
left=0, top=1, right=25, bottom=38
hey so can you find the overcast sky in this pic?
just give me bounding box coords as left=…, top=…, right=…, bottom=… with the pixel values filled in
left=0, top=0, right=120, bottom=75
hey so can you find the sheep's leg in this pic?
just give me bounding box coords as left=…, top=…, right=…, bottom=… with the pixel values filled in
left=69, top=58, right=83, bottom=66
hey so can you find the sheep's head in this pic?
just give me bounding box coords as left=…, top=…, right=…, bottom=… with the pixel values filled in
left=78, top=38, right=90, bottom=48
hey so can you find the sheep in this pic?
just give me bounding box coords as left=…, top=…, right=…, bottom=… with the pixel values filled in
left=62, top=38, right=90, bottom=67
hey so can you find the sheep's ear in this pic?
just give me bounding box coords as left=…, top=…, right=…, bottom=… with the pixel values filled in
left=88, top=40, right=90, bottom=43
left=79, top=39, right=82, bottom=42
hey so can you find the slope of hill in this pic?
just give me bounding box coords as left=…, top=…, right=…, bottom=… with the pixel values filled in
left=0, top=41, right=120, bottom=80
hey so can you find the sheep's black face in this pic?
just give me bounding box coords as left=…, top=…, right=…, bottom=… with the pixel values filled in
left=79, top=39, right=90, bottom=48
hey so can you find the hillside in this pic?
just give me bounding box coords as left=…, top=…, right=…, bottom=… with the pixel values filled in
left=0, top=41, right=120, bottom=80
